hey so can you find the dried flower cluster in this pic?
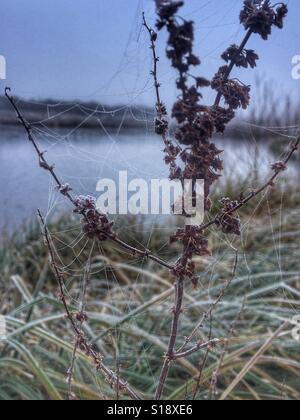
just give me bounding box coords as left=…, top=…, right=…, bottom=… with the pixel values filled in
left=216, top=198, right=241, bottom=236
left=240, top=0, right=288, bottom=40
left=212, top=67, right=251, bottom=110
left=221, top=45, right=259, bottom=69
left=74, top=195, right=114, bottom=240
left=271, top=161, right=287, bottom=172
left=155, top=0, right=223, bottom=274
left=154, top=0, right=288, bottom=283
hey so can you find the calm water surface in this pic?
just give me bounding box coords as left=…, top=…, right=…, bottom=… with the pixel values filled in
left=0, top=126, right=280, bottom=231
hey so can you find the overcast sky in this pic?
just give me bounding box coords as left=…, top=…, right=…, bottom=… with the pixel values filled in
left=1, top=0, right=299, bottom=108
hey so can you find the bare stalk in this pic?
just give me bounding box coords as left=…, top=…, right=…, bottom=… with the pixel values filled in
left=67, top=340, right=79, bottom=400
left=201, top=135, right=300, bottom=232
left=177, top=250, right=238, bottom=354
left=67, top=246, right=93, bottom=400
left=214, top=29, right=253, bottom=106
left=173, top=338, right=221, bottom=360
left=37, top=210, right=141, bottom=401
left=154, top=277, right=184, bottom=400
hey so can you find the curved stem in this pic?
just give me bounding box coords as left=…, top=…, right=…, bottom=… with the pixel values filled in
left=38, top=210, right=141, bottom=400
left=155, top=278, right=184, bottom=400
left=201, top=134, right=300, bottom=232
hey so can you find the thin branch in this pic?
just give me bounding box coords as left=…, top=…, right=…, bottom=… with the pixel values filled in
left=143, top=14, right=181, bottom=171
left=173, top=338, right=221, bottom=360
left=143, top=14, right=188, bottom=402
left=207, top=297, right=246, bottom=400
left=192, top=314, right=213, bottom=400
left=154, top=277, right=184, bottom=400
left=177, top=250, right=238, bottom=354
left=37, top=210, right=141, bottom=401
left=142, top=13, right=163, bottom=119
left=67, top=340, right=79, bottom=400
left=67, top=245, right=94, bottom=400
left=4, top=88, right=75, bottom=205
left=107, top=234, right=174, bottom=270
left=208, top=351, right=226, bottom=400
left=214, top=29, right=253, bottom=107
left=201, top=135, right=300, bottom=232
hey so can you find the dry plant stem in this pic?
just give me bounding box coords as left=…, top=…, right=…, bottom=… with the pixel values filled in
left=192, top=320, right=212, bottom=401
left=67, top=252, right=93, bottom=400
left=143, top=14, right=191, bottom=401
left=4, top=88, right=172, bottom=272
left=201, top=134, right=300, bottom=232
left=214, top=29, right=252, bottom=106
left=207, top=299, right=246, bottom=400
left=208, top=352, right=226, bottom=400
left=177, top=250, right=238, bottom=354
left=4, top=88, right=75, bottom=205
left=37, top=210, right=141, bottom=401
left=142, top=14, right=181, bottom=166
left=155, top=278, right=184, bottom=400
left=108, top=234, right=174, bottom=270
left=143, top=14, right=163, bottom=121
left=67, top=340, right=79, bottom=400
left=173, top=338, right=220, bottom=360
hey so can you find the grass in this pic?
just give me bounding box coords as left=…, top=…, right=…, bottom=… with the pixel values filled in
left=0, top=182, right=300, bottom=400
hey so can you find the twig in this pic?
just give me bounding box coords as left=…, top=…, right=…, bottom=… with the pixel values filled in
left=142, top=14, right=181, bottom=174
left=37, top=210, right=141, bottom=401
left=173, top=338, right=221, bottom=360
left=192, top=314, right=213, bottom=400
left=201, top=135, right=300, bottom=232
left=154, top=277, right=184, bottom=400
left=67, top=246, right=94, bottom=400
left=214, top=29, right=253, bottom=106
left=177, top=250, right=238, bottom=354
left=67, top=340, right=78, bottom=400
left=142, top=14, right=163, bottom=121
left=108, top=234, right=174, bottom=270
left=207, top=297, right=246, bottom=400
left=208, top=351, right=226, bottom=400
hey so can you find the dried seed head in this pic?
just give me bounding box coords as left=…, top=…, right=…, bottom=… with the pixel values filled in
left=240, top=0, right=288, bottom=40
left=271, top=161, right=287, bottom=172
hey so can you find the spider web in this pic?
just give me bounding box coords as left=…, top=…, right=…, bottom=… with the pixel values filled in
left=1, top=0, right=300, bottom=398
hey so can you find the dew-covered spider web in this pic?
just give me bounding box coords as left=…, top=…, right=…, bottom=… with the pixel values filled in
left=1, top=0, right=300, bottom=399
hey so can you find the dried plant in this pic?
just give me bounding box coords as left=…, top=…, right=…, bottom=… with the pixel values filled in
left=4, top=0, right=299, bottom=401
left=146, top=0, right=294, bottom=400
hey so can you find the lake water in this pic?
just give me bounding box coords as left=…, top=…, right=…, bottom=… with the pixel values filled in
left=0, top=126, right=286, bottom=232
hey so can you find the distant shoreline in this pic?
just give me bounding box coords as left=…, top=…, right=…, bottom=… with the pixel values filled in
left=0, top=95, right=154, bottom=130
left=0, top=96, right=291, bottom=140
